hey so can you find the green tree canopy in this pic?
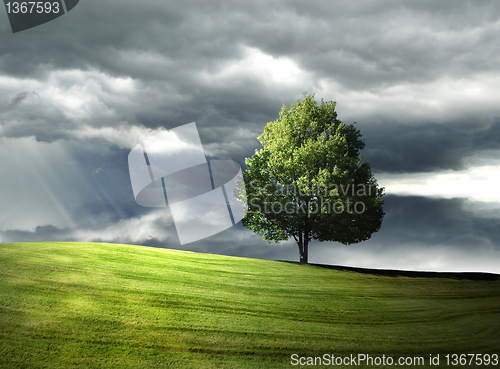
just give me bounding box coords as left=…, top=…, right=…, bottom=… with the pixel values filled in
left=238, top=94, right=384, bottom=263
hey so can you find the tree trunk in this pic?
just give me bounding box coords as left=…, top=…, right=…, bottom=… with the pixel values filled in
left=299, top=240, right=308, bottom=264
left=297, top=231, right=309, bottom=264
left=300, top=200, right=310, bottom=263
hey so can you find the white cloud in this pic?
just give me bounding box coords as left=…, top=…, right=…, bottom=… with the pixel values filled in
left=379, top=164, right=500, bottom=203
left=320, top=72, right=500, bottom=127
left=0, top=69, right=172, bottom=148
left=70, top=125, right=165, bottom=149
left=199, top=46, right=312, bottom=89
left=73, top=209, right=174, bottom=244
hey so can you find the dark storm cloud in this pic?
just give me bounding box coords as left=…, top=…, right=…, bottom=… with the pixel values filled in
left=370, top=195, right=500, bottom=248
left=67, top=144, right=148, bottom=226
left=359, top=121, right=500, bottom=173
left=9, top=91, right=41, bottom=106
left=1, top=225, right=67, bottom=242
left=1, top=0, right=499, bottom=163
left=290, top=1, right=500, bottom=88
left=0, top=91, right=73, bottom=142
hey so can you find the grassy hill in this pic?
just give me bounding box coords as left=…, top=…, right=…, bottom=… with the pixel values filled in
left=1, top=242, right=499, bottom=368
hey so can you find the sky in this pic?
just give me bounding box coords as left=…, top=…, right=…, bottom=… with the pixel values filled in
left=1, top=0, right=500, bottom=273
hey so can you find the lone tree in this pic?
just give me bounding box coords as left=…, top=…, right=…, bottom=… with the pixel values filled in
left=238, top=94, right=384, bottom=264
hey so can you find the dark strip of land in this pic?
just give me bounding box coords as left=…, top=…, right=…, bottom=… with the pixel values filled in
left=278, top=260, right=500, bottom=281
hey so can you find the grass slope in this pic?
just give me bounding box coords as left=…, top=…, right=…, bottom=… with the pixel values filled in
left=0, top=242, right=499, bottom=368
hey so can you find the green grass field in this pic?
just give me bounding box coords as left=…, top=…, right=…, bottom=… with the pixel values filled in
left=1, top=242, right=499, bottom=368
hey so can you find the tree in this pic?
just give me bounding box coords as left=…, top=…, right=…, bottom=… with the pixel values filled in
left=238, top=94, right=384, bottom=264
